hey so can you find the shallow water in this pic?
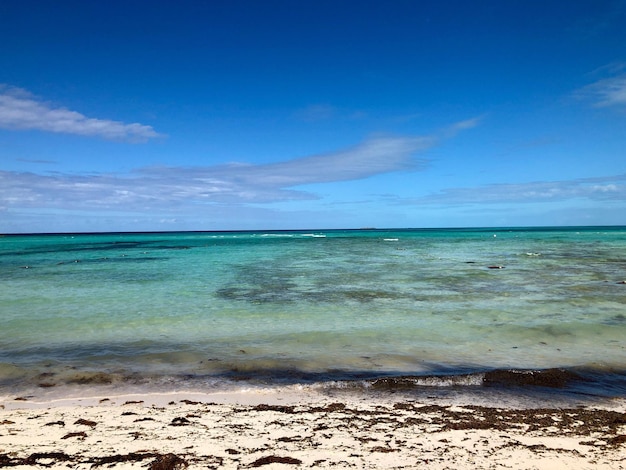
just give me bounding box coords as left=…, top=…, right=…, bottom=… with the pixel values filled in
left=1, top=227, right=625, bottom=402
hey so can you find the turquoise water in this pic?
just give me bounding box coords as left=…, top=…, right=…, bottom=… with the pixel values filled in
left=1, top=227, right=625, bottom=399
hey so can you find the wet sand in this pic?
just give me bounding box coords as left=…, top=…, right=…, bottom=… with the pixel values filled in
left=1, top=391, right=625, bottom=469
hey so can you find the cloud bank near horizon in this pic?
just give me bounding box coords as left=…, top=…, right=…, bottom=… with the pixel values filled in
left=3, top=151, right=625, bottom=220
left=0, top=134, right=436, bottom=213
left=402, top=175, right=626, bottom=206
left=0, top=85, right=162, bottom=142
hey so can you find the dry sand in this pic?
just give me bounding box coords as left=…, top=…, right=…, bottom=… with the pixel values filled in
left=1, top=391, right=625, bottom=469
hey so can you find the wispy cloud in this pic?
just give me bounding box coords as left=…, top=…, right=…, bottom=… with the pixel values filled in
left=0, top=85, right=163, bottom=142
left=0, top=134, right=436, bottom=212
left=405, top=175, right=626, bottom=205
left=576, top=72, right=626, bottom=109
left=16, top=158, right=57, bottom=164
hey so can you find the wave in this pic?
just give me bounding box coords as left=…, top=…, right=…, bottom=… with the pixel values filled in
left=358, top=368, right=583, bottom=390
left=4, top=364, right=625, bottom=402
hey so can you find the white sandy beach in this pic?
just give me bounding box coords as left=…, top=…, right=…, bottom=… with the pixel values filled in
left=1, top=390, right=625, bottom=469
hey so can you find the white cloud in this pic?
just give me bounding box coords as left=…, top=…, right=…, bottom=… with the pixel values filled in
left=407, top=175, right=626, bottom=205
left=0, top=118, right=484, bottom=233
left=576, top=74, right=626, bottom=108
left=0, top=85, right=163, bottom=142
left=0, top=134, right=436, bottom=212
left=447, top=116, right=483, bottom=132
left=247, top=135, right=433, bottom=185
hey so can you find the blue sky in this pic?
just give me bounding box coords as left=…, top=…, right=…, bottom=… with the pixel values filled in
left=1, top=0, right=625, bottom=232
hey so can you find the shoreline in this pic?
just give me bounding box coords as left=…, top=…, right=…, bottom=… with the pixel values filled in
left=2, top=389, right=625, bottom=469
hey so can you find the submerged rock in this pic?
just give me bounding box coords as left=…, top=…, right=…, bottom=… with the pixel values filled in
left=483, top=368, right=583, bottom=388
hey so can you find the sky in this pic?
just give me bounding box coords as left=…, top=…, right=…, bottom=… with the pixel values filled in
left=1, top=0, right=625, bottom=233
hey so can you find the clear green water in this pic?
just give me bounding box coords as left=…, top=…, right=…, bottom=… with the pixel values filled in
left=1, top=227, right=625, bottom=398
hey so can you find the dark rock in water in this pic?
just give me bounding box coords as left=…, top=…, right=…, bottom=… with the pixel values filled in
left=483, top=368, right=582, bottom=388
left=66, top=372, right=114, bottom=385
left=371, top=376, right=419, bottom=390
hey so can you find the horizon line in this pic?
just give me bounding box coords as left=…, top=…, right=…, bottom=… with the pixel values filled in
left=2, top=224, right=625, bottom=237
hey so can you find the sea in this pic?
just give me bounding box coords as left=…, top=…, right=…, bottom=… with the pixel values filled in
left=1, top=227, right=625, bottom=406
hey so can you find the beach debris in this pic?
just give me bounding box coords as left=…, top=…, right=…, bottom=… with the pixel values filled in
left=322, top=402, right=346, bottom=413
left=61, top=431, right=87, bottom=439
left=24, top=452, right=72, bottom=465
left=74, top=418, right=97, bottom=427
left=276, top=436, right=302, bottom=442
left=487, top=265, right=505, bottom=269
left=44, top=420, right=65, bottom=426
left=170, top=416, right=191, bottom=426
left=2, top=402, right=626, bottom=469
left=134, top=417, right=156, bottom=422
left=251, top=404, right=297, bottom=413
left=370, top=446, right=398, bottom=453
left=249, top=455, right=302, bottom=467
left=607, top=435, right=626, bottom=446
left=150, top=453, right=188, bottom=470
left=306, top=402, right=347, bottom=413
left=89, top=452, right=158, bottom=467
